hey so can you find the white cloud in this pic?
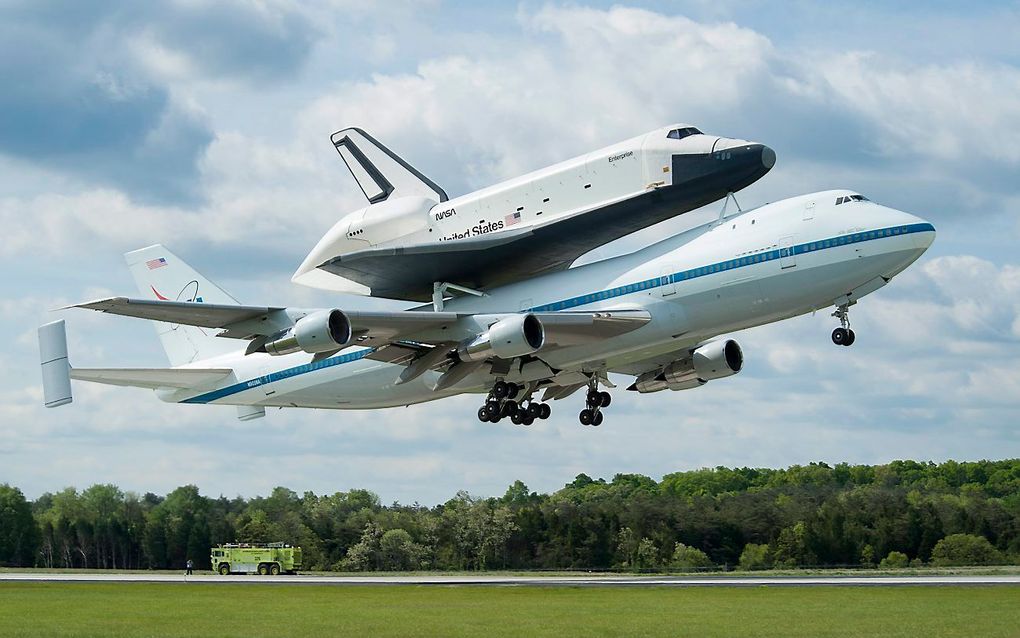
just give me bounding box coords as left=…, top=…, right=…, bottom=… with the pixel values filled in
left=4, top=3, right=1020, bottom=503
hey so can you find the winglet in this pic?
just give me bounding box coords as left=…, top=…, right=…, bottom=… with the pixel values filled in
left=38, top=320, right=72, bottom=408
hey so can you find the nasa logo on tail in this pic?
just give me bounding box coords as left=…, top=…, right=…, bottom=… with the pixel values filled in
left=150, top=274, right=206, bottom=333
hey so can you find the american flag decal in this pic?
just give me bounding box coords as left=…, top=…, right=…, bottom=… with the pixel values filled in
left=146, top=257, right=167, bottom=270
left=505, top=211, right=521, bottom=226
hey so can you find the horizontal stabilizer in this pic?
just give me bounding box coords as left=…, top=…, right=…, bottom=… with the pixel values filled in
left=70, top=367, right=233, bottom=390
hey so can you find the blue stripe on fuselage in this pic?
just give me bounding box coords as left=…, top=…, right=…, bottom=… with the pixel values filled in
left=183, top=222, right=934, bottom=404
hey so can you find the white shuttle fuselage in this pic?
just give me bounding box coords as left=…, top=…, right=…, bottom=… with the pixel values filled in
left=294, top=125, right=775, bottom=300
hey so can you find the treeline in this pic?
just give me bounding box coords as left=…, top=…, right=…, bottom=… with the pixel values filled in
left=2, top=459, right=1019, bottom=571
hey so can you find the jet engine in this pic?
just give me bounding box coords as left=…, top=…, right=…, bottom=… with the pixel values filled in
left=458, top=314, right=545, bottom=362
left=630, top=339, right=743, bottom=393
left=264, top=309, right=353, bottom=356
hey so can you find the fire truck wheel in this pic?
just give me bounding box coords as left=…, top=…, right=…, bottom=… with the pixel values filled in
left=258, top=563, right=269, bottom=576
left=270, top=564, right=281, bottom=576
left=218, top=564, right=230, bottom=575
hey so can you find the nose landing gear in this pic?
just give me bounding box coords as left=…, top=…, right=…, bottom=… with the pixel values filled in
left=579, top=379, right=612, bottom=426
left=831, top=303, right=856, bottom=347
left=477, top=380, right=551, bottom=425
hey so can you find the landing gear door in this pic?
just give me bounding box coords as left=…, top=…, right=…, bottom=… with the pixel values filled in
left=779, top=237, right=797, bottom=269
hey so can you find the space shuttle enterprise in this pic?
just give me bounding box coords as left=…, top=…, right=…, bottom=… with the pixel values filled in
left=294, top=125, right=775, bottom=302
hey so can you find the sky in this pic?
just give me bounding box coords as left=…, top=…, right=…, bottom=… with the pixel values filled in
left=2, top=0, right=1018, bottom=504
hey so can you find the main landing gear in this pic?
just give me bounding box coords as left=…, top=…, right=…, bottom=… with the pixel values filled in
left=578, top=379, right=612, bottom=427
left=477, top=380, right=551, bottom=426
left=831, top=303, right=856, bottom=347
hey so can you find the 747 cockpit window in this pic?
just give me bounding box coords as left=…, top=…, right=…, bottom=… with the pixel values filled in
left=667, top=127, right=702, bottom=140
left=836, top=194, right=870, bottom=205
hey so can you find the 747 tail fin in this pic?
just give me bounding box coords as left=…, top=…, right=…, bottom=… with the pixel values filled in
left=125, top=245, right=242, bottom=366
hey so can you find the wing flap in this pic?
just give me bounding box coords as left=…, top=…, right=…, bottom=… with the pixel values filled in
left=536, top=309, right=651, bottom=345
left=70, top=367, right=232, bottom=390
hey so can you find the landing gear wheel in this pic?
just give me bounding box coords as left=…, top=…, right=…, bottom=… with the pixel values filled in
left=592, top=411, right=604, bottom=426
left=493, top=381, right=509, bottom=399
left=507, top=383, right=520, bottom=399
left=511, top=410, right=524, bottom=425
left=502, top=400, right=518, bottom=418
left=579, top=409, right=594, bottom=426
left=521, top=414, right=535, bottom=426
left=539, top=404, right=551, bottom=420
left=587, top=390, right=601, bottom=405
left=831, top=327, right=849, bottom=346
left=845, top=329, right=856, bottom=346
left=527, top=402, right=541, bottom=419
left=599, top=392, right=612, bottom=408
left=485, top=401, right=501, bottom=418
left=477, top=407, right=490, bottom=422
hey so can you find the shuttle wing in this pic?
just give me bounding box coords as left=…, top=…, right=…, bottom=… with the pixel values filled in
left=317, top=227, right=548, bottom=300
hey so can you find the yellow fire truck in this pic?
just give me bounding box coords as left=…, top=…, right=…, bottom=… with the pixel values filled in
left=210, top=543, right=302, bottom=575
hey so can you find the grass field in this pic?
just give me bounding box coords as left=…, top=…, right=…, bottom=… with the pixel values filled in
left=0, top=583, right=1018, bottom=637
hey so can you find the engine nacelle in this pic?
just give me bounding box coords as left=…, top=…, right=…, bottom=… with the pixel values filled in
left=629, top=339, right=743, bottom=393
left=458, top=314, right=545, bottom=362
left=264, top=309, right=353, bottom=356
left=692, top=339, right=743, bottom=380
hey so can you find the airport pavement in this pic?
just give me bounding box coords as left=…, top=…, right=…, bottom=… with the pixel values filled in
left=3, top=572, right=1019, bottom=587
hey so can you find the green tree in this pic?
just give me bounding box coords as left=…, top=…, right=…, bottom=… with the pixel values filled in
left=0, top=484, right=40, bottom=566
left=379, top=529, right=425, bottom=570
left=771, top=522, right=817, bottom=568
left=738, top=543, right=770, bottom=571
left=879, top=551, right=909, bottom=569
left=931, top=534, right=1003, bottom=566
left=670, top=542, right=714, bottom=571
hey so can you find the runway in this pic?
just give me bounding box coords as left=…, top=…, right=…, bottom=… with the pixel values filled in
left=3, top=572, right=1019, bottom=587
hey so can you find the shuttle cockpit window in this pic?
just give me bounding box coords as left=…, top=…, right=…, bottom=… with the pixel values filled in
left=836, top=194, right=870, bottom=205
left=667, top=127, right=702, bottom=140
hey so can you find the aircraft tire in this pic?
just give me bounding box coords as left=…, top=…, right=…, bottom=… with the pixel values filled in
left=507, top=383, right=520, bottom=399
left=831, top=328, right=849, bottom=346
left=579, top=409, right=593, bottom=426
left=539, top=404, right=551, bottom=420
left=522, top=414, right=535, bottom=426
left=511, top=410, right=523, bottom=425
left=592, top=411, right=604, bottom=426
left=478, top=407, right=490, bottom=422
left=845, top=329, right=856, bottom=346
left=485, top=402, right=501, bottom=418
left=493, top=381, right=509, bottom=399
left=599, top=392, right=612, bottom=408
left=527, top=402, right=541, bottom=418
left=503, top=400, right=518, bottom=417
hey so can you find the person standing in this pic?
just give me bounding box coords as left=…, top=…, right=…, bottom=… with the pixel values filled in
left=186, top=559, right=194, bottom=576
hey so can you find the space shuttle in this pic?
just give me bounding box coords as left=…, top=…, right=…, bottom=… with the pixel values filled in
left=293, top=124, right=775, bottom=303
